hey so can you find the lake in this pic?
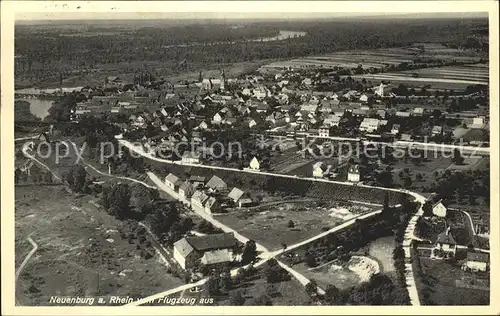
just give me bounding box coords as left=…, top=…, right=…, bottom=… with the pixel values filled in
left=15, top=87, right=83, bottom=95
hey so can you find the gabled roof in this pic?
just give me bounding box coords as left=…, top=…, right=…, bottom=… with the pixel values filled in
left=436, top=231, right=456, bottom=245
left=190, top=175, right=206, bottom=183
left=165, top=173, right=180, bottom=185
left=185, top=233, right=238, bottom=251
left=206, top=175, right=227, bottom=190
left=205, top=196, right=218, bottom=209
left=467, top=252, right=489, bottom=263
left=173, top=238, right=195, bottom=257
left=192, top=190, right=209, bottom=204
left=228, top=187, right=245, bottom=202
left=201, top=249, right=232, bottom=265
left=179, top=180, right=194, bottom=192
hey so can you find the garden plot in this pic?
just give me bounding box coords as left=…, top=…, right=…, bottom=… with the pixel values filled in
left=216, top=201, right=375, bottom=251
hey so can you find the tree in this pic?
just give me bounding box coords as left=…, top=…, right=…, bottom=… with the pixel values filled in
left=219, top=266, right=233, bottom=292
left=452, top=148, right=464, bottom=165
left=287, top=220, right=295, bottom=228
left=241, top=240, right=257, bottom=265
left=65, top=165, right=88, bottom=193
left=403, top=176, right=413, bottom=189
left=324, top=285, right=341, bottom=304
left=305, top=279, right=318, bottom=296
left=383, top=192, right=389, bottom=212
left=247, top=294, right=273, bottom=306
left=229, top=290, right=246, bottom=305
left=422, top=201, right=433, bottom=217
left=416, top=173, right=423, bottom=182
left=305, top=251, right=317, bottom=267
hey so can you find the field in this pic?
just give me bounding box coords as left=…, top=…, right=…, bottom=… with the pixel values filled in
left=261, top=44, right=485, bottom=73
left=293, top=262, right=361, bottom=290
left=416, top=257, right=489, bottom=305
left=216, top=201, right=376, bottom=251
left=15, top=186, right=183, bottom=306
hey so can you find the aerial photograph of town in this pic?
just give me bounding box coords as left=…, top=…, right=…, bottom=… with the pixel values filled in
left=9, top=5, right=494, bottom=309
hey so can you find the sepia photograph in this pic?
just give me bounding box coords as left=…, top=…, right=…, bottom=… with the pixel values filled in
left=1, top=1, right=499, bottom=314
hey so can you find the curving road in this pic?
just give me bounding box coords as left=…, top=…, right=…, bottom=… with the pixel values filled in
left=120, top=138, right=426, bottom=305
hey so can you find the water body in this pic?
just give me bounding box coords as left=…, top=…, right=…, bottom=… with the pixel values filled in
left=15, top=86, right=83, bottom=95
left=161, top=30, right=307, bottom=48
left=15, top=98, right=54, bottom=119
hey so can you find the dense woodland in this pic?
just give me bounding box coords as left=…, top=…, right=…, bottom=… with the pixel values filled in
left=15, top=18, right=488, bottom=85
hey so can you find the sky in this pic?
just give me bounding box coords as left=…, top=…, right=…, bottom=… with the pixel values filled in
left=13, top=1, right=489, bottom=21
left=16, top=11, right=488, bottom=22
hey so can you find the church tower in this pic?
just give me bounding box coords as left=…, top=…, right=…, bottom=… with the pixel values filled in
left=220, top=69, right=226, bottom=91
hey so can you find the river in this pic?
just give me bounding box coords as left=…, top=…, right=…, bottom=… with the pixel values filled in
left=15, top=98, right=54, bottom=120
left=161, top=30, right=307, bottom=48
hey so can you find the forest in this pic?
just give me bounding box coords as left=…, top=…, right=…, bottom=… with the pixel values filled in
left=15, top=17, right=488, bottom=86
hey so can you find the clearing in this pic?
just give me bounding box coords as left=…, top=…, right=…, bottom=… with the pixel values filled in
left=216, top=201, right=376, bottom=251
left=15, top=186, right=183, bottom=306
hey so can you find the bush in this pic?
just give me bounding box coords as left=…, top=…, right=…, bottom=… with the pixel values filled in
left=287, top=220, right=295, bottom=228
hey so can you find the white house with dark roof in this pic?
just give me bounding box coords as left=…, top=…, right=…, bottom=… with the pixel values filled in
left=432, top=200, right=447, bottom=217
left=432, top=227, right=456, bottom=259
left=191, top=190, right=210, bottom=209
left=347, top=165, right=360, bottom=182
left=173, top=233, right=238, bottom=270
left=463, top=252, right=489, bottom=272
left=249, top=157, right=260, bottom=171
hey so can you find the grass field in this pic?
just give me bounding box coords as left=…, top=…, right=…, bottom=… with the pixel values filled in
left=417, top=257, right=489, bottom=305
left=15, top=186, right=183, bottom=306
left=216, top=201, right=376, bottom=251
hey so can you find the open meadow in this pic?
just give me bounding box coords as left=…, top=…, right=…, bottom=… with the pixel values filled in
left=15, top=186, right=183, bottom=306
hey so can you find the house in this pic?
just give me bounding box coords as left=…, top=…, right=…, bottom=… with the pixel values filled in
left=178, top=181, right=196, bottom=200
left=312, top=162, right=330, bottom=178
left=228, top=187, right=245, bottom=203
left=238, top=198, right=254, bottom=208
left=347, top=165, right=360, bottom=182
left=324, top=114, right=342, bottom=127
left=173, top=233, right=239, bottom=270
left=396, top=111, right=411, bottom=118
left=206, top=175, right=227, bottom=192
left=182, top=151, right=201, bottom=164
left=413, top=107, right=425, bottom=116
left=197, top=121, right=208, bottom=130
left=204, top=196, right=220, bottom=214
left=431, top=125, right=443, bottom=137
left=249, top=157, right=260, bottom=171
left=376, top=110, right=387, bottom=118
left=248, top=119, right=257, bottom=128
left=165, top=173, right=180, bottom=190
left=189, top=176, right=206, bottom=188
left=302, top=78, right=313, bottom=86
left=470, top=116, right=485, bottom=129
left=318, top=125, right=330, bottom=137
left=400, top=133, right=413, bottom=141
left=462, top=252, right=489, bottom=272
left=359, top=94, right=369, bottom=103
left=432, top=227, right=457, bottom=258
left=432, top=200, right=447, bottom=217
left=191, top=190, right=210, bottom=209
left=301, top=104, right=318, bottom=113
left=212, top=112, right=224, bottom=124
left=390, top=124, right=401, bottom=135
left=359, top=118, right=381, bottom=133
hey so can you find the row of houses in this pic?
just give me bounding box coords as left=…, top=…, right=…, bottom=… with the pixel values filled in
left=164, top=173, right=254, bottom=215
